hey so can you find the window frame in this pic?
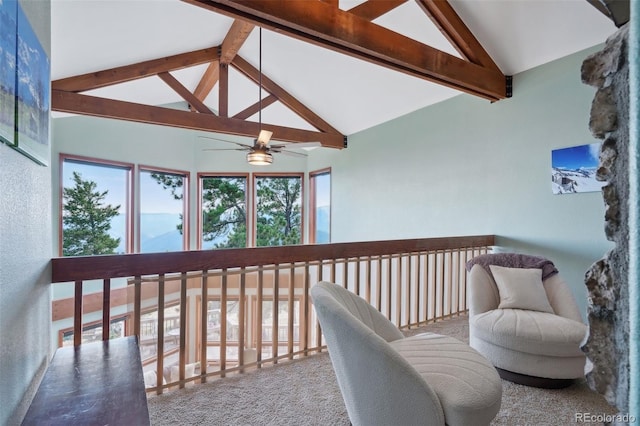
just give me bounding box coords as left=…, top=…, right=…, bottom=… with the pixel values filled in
left=137, top=165, right=190, bottom=253
left=59, top=154, right=134, bottom=257
left=309, top=167, right=331, bottom=244
left=197, top=172, right=250, bottom=250
left=252, top=172, right=305, bottom=247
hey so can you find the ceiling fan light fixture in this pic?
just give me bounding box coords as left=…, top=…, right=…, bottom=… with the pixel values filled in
left=247, top=150, right=273, bottom=165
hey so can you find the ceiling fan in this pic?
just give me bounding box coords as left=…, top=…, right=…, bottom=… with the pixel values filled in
left=201, top=26, right=320, bottom=165
left=200, top=134, right=321, bottom=165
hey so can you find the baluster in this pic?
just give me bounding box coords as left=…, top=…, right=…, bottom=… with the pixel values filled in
left=102, top=278, right=110, bottom=341
left=157, top=274, right=165, bottom=394
left=288, top=263, right=295, bottom=360
left=179, top=272, right=187, bottom=388
left=74, top=280, right=83, bottom=346
left=221, top=270, right=227, bottom=376
left=302, top=262, right=310, bottom=356
left=200, top=270, right=208, bottom=383
left=257, top=268, right=263, bottom=368
left=239, top=268, right=246, bottom=371
left=134, top=275, right=142, bottom=338
left=272, top=267, right=279, bottom=364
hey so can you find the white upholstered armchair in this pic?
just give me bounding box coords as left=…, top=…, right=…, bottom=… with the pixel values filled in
left=467, top=254, right=588, bottom=388
left=311, top=281, right=502, bottom=426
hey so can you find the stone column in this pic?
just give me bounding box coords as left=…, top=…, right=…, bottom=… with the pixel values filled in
left=581, top=24, right=629, bottom=411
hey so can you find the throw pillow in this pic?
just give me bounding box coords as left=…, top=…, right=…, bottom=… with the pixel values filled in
left=489, top=265, right=555, bottom=313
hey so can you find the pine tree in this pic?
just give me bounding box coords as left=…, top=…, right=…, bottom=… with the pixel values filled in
left=62, top=171, right=121, bottom=256
left=256, top=177, right=301, bottom=247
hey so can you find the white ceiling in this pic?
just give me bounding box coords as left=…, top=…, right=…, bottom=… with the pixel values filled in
left=51, top=0, right=617, bottom=136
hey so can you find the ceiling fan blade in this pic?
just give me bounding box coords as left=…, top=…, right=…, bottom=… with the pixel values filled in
left=257, top=129, right=273, bottom=145
left=274, top=149, right=308, bottom=158
left=290, top=141, right=321, bottom=149
left=270, top=141, right=321, bottom=150
left=202, top=148, right=248, bottom=152
left=198, top=135, right=253, bottom=148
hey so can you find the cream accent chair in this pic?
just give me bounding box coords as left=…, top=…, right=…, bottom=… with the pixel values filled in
left=468, top=264, right=588, bottom=388
left=311, top=281, right=502, bottom=426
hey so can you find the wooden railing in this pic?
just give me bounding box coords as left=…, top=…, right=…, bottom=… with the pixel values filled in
left=51, top=235, right=494, bottom=394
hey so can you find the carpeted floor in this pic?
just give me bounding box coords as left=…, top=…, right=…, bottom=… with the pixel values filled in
left=147, top=316, right=617, bottom=425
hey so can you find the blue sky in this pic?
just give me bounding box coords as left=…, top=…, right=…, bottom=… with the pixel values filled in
left=63, top=162, right=184, bottom=215
left=552, top=143, right=600, bottom=170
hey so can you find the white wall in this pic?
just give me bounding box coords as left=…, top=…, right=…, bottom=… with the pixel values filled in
left=309, top=45, right=613, bottom=317
left=0, top=1, right=52, bottom=424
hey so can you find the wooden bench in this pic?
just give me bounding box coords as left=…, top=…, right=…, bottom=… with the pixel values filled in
left=22, top=336, right=150, bottom=425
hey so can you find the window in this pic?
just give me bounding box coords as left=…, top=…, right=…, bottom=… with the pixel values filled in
left=61, top=156, right=132, bottom=256
left=199, top=174, right=248, bottom=249
left=139, top=167, right=188, bottom=253
left=254, top=174, right=303, bottom=247
left=309, top=169, right=331, bottom=244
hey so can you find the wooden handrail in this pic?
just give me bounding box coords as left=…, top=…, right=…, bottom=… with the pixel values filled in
left=51, top=235, right=495, bottom=282
left=50, top=235, right=495, bottom=393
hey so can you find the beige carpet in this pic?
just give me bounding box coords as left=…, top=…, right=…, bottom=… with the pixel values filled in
left=148, top=316, right=617, bottom=425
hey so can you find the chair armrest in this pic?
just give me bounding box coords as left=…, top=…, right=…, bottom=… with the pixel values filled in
left=468, top=265, right=500, bottom=317
left=543, top=274, right=584, bottom=323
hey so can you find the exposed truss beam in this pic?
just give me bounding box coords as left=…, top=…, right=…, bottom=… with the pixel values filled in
left=415, top=0, right=501, bottom=73
left=192, top=59, right=220, bottom=105
left=191, top=20, right=253, bottom=111
left=232, top=55, right=343, bottom=134
left=221, top=19, right=255, bottom=64
left=52, top=46, right=219, bottom=93
left=233, top=94, right=277, bottom=120
left=183, top=0, right=506, bottom=101
left=347, top=0, right=408, bottom=21
left=51, top=90, right=344, bottom=148
left=157, top=72, right=213, bottom=114
left=219, top=63, right=229, bottom=117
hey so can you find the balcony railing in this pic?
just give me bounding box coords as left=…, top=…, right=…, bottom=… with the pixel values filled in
left=51, top=235, right=494, bottom=394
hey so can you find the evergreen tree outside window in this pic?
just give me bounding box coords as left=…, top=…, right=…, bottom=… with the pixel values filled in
left=61, top=158, right=131, bottom=256
left=255, top=175, right=303, bottom=247
left=199, top=175, right=248, bottom=249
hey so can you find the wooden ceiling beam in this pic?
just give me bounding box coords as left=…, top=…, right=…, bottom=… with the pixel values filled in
left=52, top=46, right=219, bottom=93
left=191, top=19, right=253, bottom=110
left=347, top=0, right=408, bottom=21
left=157, top=71, right=214, bottom=114
left=414, top=0, right=501, bottom=73
left=219, top=63, right=229, bottom=117
left=233, top=94, right=277, bottom=120
left=232, top=55, right=343, bottom=134
left=192, top=59, right=220, bottom=110
left=220, top=19, right=255, bottom=64
left=183, top=0, right=506, bottom=101
left=51, top=90, right=344, bottom=148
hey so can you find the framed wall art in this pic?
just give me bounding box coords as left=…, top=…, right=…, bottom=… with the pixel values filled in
left=551, top=142, right=606, bottom=195
left=14, top=1, right=50, bottom=166
left=0, top=0, right=18, bottom=147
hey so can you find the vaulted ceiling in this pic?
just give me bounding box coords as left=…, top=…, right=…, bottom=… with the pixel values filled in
left=51, top=0, right=617, bottom=149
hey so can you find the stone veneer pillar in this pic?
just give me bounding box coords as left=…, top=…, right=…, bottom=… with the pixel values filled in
left=581, top=24, right=630, bottom=411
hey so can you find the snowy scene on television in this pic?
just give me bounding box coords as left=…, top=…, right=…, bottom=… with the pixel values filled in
left=551, top=143, right=605, bottom=195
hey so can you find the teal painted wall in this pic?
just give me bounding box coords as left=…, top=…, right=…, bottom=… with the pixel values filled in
left=0, top=1, right=52, bottom=424
left=309, top=45, right=613, bottom=318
